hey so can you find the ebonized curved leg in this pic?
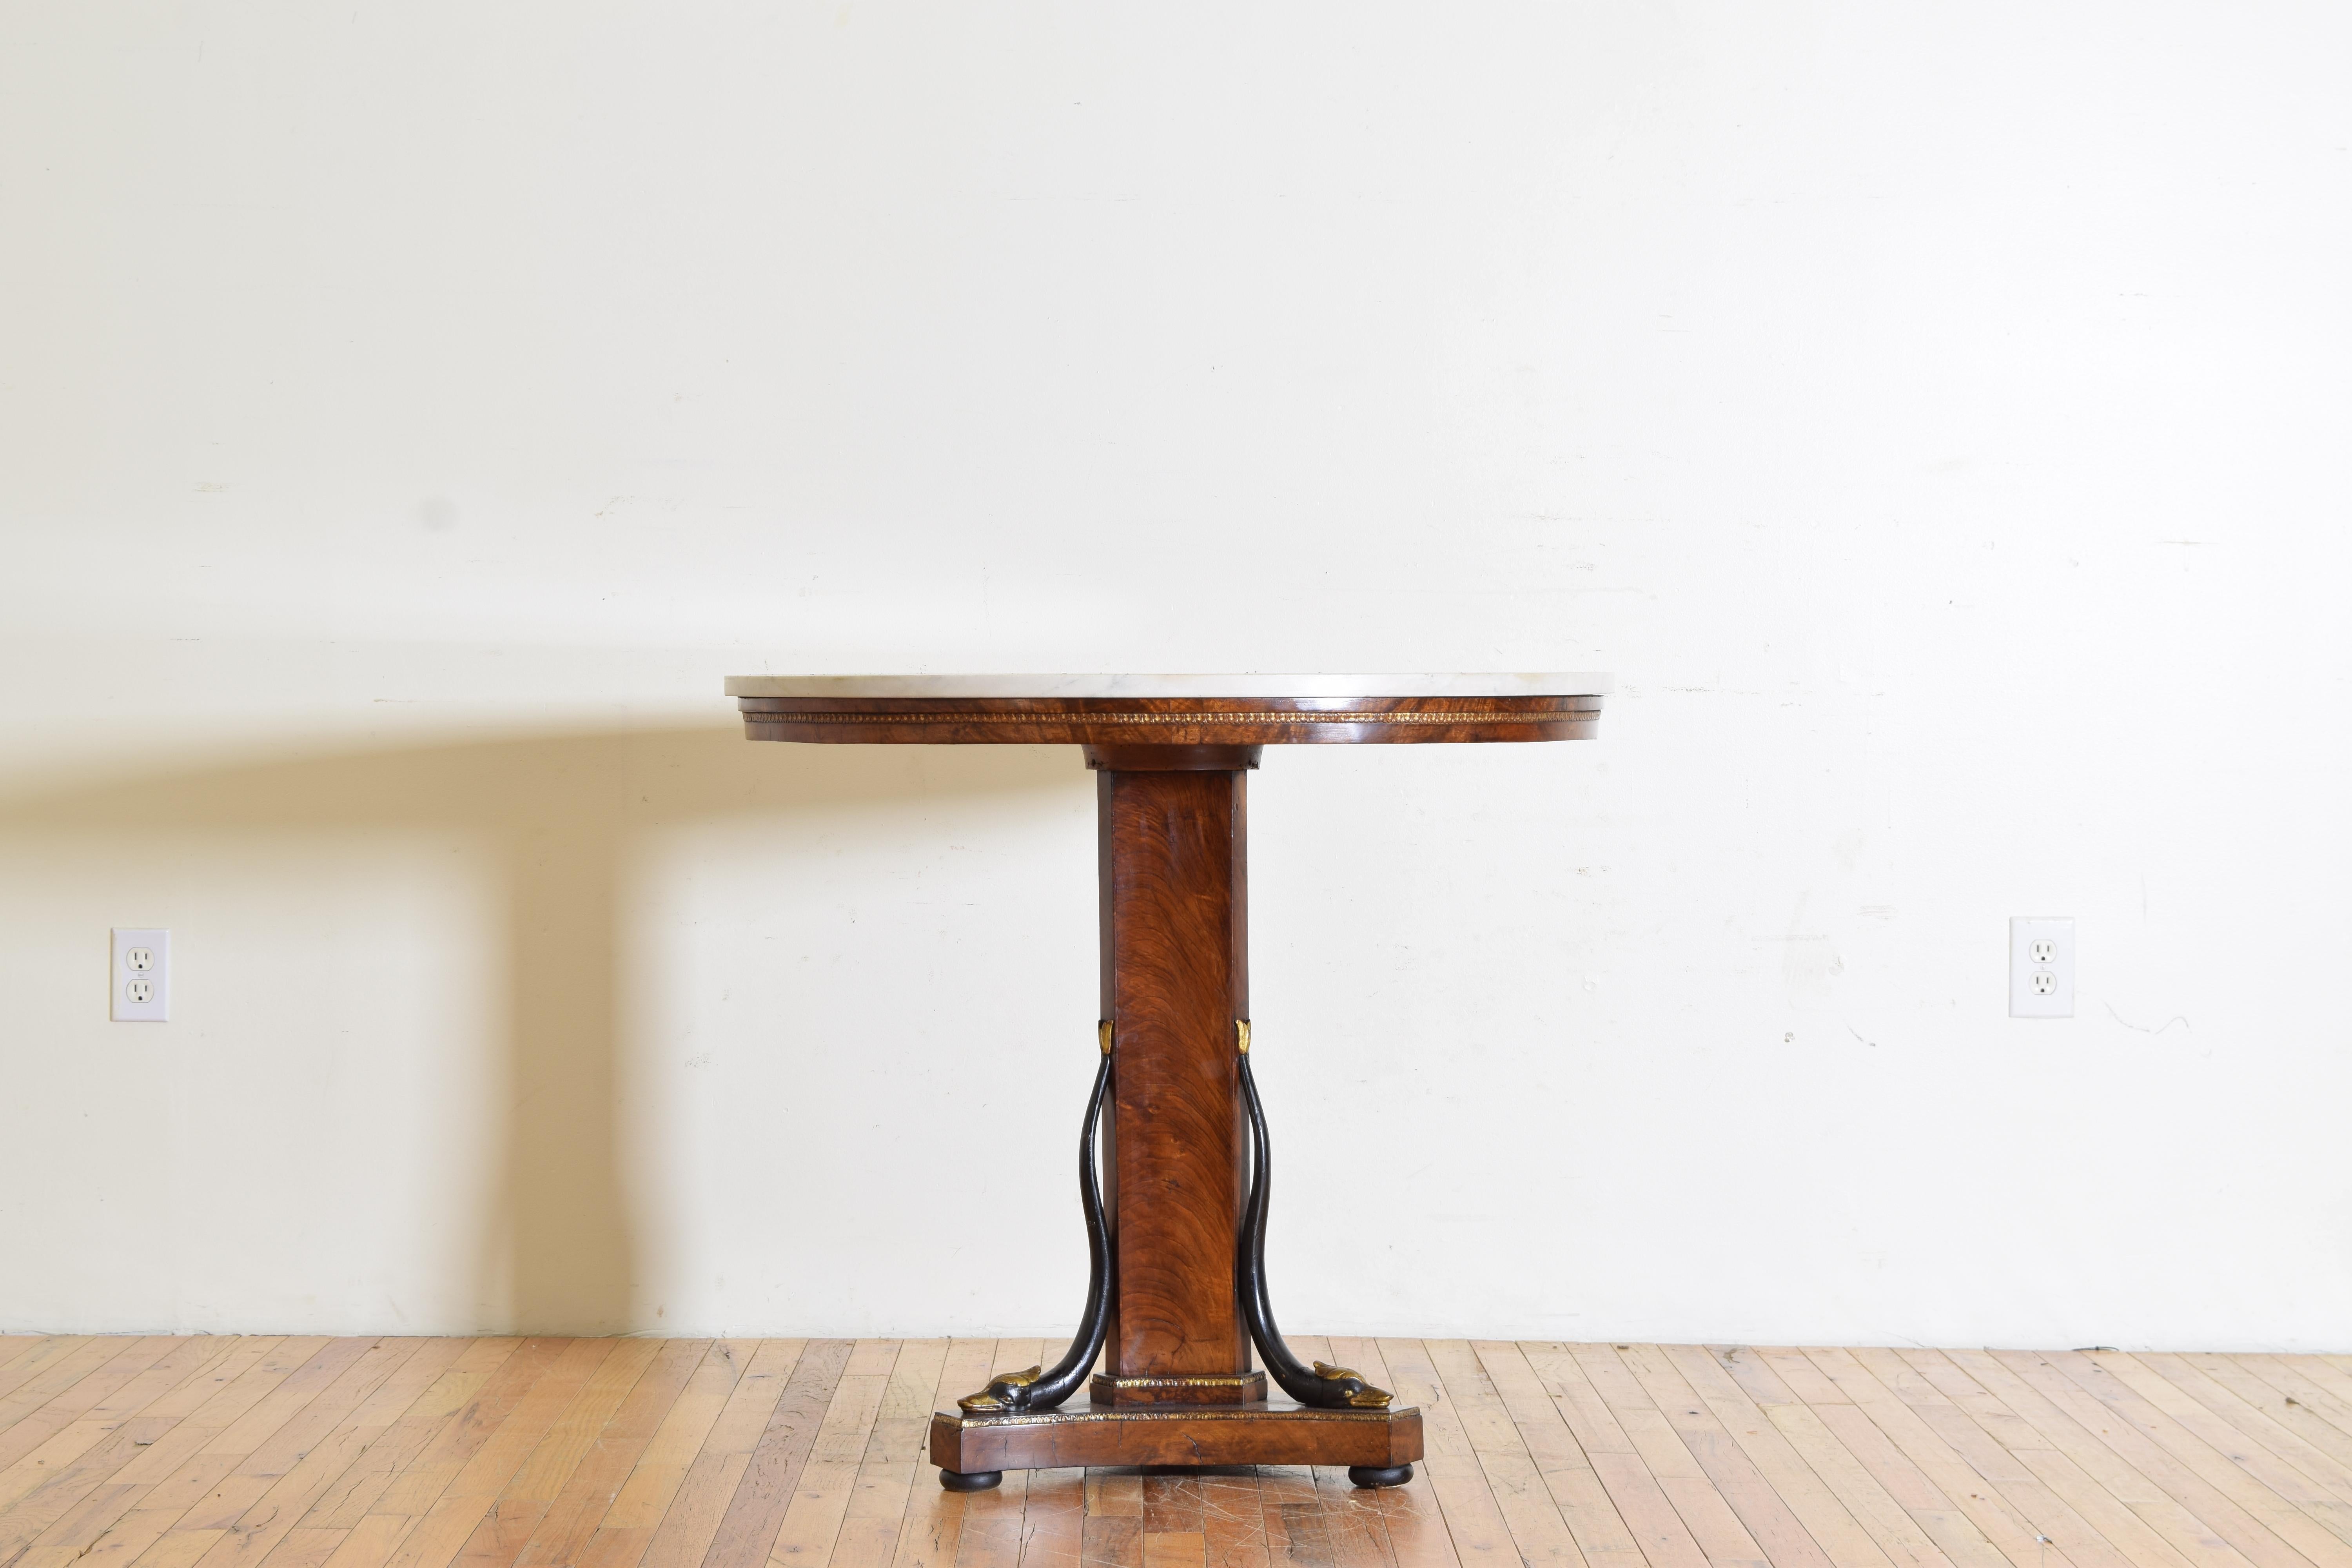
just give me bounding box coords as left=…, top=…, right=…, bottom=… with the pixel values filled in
left=947, top=1022, right=1116, bottom=1425
left=1234, top=1020, right=1396, bottom=1410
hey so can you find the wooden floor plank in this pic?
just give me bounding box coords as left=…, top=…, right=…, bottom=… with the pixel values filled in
left=2111, top=1356, right=2352, bottom=1512
left=1377, top=1339, right=1523, bottom=1568
left=949, top=1342, right=1040, bottom=1568
left=1933, top=1349, right=2264, bottom=1568
left=505, top=1339, right=668, bottom=1505
left=1702, top=1350, right=1958, bottom=1568
left=14, top=1340, right=295, bottom=1568
left=514, top=1339, right=710, bottom=1568
left=1254, top=1462, right=1319, bottom=1568
left=189, top=1339, right=454, bottom=1568
left=1085, top=1465, right=1143, bottom=1568
left=18, top=1337, right=2352, bottom=1568
left=432, top=1336, right=671, bottom=1568
left=828, top=1339, right=951, bottom=1568
left=596, top=1343, right=753, bottom=1542
left=1969, top=1350, right=2321, bottom=1568
left=15, top=1480, right=147, bottom=1568
left=1413, top=1340, right=1577, bottom=1568
left=1656, top=1346, right=1893, bottom=1568
left=1520, top=1343, right=1714, bottom=1568
left=265, top=1527, right=352, bottom=1568
left=0, top=1339, right=186, bottom=1477
left=2248, top=1365, right=2352, bottom=1446
left=2202, top=1361, right=2352, bottom=1472
left=0, top=1340, right=116, bottom=1435
left=1438, top=1340, right=1608, bottom=1568
left=1570, top=1344, right=1780, bottom=1568
left=7, top=1338, right=232, bottom=1481
left=2015, top=1349, right=2352, bottom=1567
left=1610, top=1343, right=1842, bottom=1568
left=286, top=1347, right=488, bottom=1532
left=1329, top=1340, right=1449, bottom=1568
left=2269, top=1366, right=2352, bottom=1444
left=1021, top=1465, right=1085, bottom=1568
left=1140, top=1468, right=1207, bottom=1568
left=1311, top=1465, right=1398, bottom=1568
left=766, top=1340, right=898, bottom=1568
left=1761, top=1349, right=2033, bottom=1568
left=0, top=1340, right=96, bottom=1393
left=0, top=1339, right=53, bottom=1379
left=1886, top=1349, right=2211, bottom=1568
left=376, top=1338, right=621, bottom=1568
left=1285, top=1336, right=1395, bottom=1568
left=301, top=1341, right=525, bottom=1532
left=1838, top=1347, right=2144, bottom=1568
left=318, top=1510, right=417, bottom=1568
left=705, top=1339, right=854, bottom=1568
left=0, top=1338, right=248, bottom=1559
left=2036, top=1352, right=2352, bottom=1561
left=1196, top=1468, right=1265, bottom=1568
left=111, top=1340, right=396, bottom=1568
left=195, top=1341, right=384, bottom=1485
left=134, top=1522, right=232, bottom=1568
left=366, top=1339, right=568, bottom=1522
left=637, top=1342, right=807, bottom=1568
left=880, top=1342, right=996, bottom=1568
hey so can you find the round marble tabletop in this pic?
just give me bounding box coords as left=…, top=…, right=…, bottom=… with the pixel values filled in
left=726, top=673, right=1609, bottom=749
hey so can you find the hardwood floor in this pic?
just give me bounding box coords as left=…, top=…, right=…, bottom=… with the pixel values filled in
left=5, top=1335, right=2352, bottom=1568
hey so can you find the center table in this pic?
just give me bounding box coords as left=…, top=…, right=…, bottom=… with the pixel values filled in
left=725, top=673, right=1609, bottom=1490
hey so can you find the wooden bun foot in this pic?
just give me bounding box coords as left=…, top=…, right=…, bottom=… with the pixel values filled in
left=938, top=1469, right=1003, bottom=1492
left=1348, top=1464, right=1414, bottom=1488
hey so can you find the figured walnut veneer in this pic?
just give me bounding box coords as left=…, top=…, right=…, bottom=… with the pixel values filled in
left=736, top=694, right=1599, bottom=748
left=1096, top=765, right=1252, bottom=1385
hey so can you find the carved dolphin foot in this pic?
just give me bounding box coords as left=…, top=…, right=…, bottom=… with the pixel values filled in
left=957, top=1365, right=1045, bottom=1414
left=1307, top=1361, right=1395, bottom=1410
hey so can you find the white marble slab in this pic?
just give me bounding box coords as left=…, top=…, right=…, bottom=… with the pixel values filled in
left=725, top=673, right=1612, bottom=699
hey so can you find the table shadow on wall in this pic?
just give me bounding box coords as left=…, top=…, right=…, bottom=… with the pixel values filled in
left=0, top=726, right=1078, bottom=1333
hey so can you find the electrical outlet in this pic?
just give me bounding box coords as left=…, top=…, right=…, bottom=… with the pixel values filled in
left=2010, top=917, right=2073, bottom=1018
left=112, top=928, right=169, bottom=1022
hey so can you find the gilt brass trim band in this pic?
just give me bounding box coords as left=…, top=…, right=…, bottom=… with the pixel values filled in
left=746, top=708, right=1588, bottom=726
left=1087, top=1369, right=1270, bottom=1407
left=945, top=1405, right=1403, bottom=1430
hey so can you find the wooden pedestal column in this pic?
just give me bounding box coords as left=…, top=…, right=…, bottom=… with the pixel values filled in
left=928, top=743, right=1422, bottom=1479
left=1095, top=748, right=1260, bottom=1407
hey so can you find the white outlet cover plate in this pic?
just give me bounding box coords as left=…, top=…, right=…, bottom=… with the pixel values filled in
left=112, top=927, right=169, bottom=1022
left=2009, top=916, right=2073, bottom=1019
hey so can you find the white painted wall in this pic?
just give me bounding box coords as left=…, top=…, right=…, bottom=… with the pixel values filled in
left=4, top=1, right=2348, bottom=1349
